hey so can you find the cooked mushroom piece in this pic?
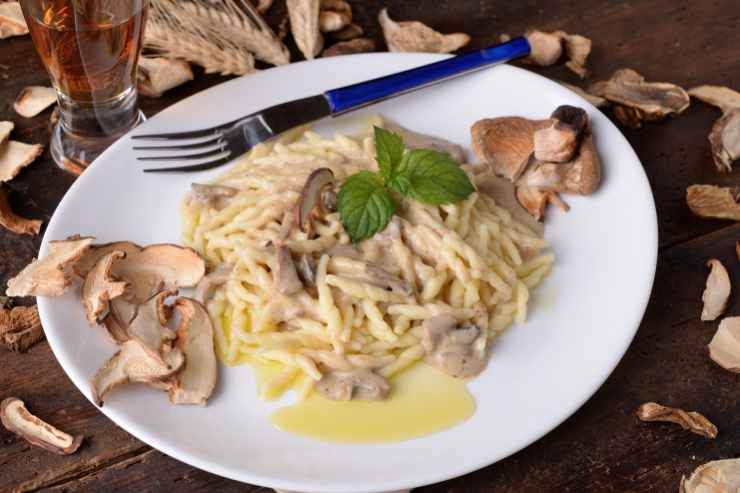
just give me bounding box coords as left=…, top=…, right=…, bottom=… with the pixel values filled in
left=701, top=259, right=731, bottom=321
left=296, top=254, right=317, bottom=287
left=0, top=185, right=42, bottom=236
left=14, top=86, right=57, bottom=118
left=378, top=8, right=470, bottom=54
left=636, top=402, right=717, bottom=439
left=167, top=298, right=217, bottom=405
left=383, top=121, right=466, bottom=162
left=680, top=458, right=740, bottom=493
left=6, top=236, right=95, bottom=297
left=1, top=398, right=82, bottom=455
left=189, top=183, right=238, bottom=210
left=126, top=290, right=177, bottom=363
left=287, top=0, right=323, bottom=60
left=421, top=315, right=487, bottom=378
left=0, top=2, right=28, bottom=39
left=0, top=140, right=44, bottom=183
left=137, top=57, right=193, bottom=98
left=533, top=105, right=588, bottom=163
left=686, top=185, right=740, bottom=221
left=524, top=131, right=602, bottom=195
left=708, top=316, right=740, bottom=373
left=274, top=245, right=304, bottom=295
left=82, top=250, right=129, bottom=325
left=295, top=167, right=335, bottom=232
left=316, top=368, right=390, bottom=400
left=194, top=263, right=233, bottom=304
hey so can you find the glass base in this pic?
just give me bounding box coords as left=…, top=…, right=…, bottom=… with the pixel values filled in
left=50, top=109, right=146, bottom=175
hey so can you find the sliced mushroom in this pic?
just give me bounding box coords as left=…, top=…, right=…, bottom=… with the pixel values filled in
left=384, top=121, right=466, bottom=163
left=316, top=368, right=390, bottom=401
left=556, top=31, right=592, bottom=79
left=533, top=105, right=587, bottom=163
left=0, top=121, right=13, bottom=144
left=274, top=245, right=304, bottom=295
left=126, top=290, right=177, bottom=363
left=589, top=69, right=690, bottom=128
left=0, top=305, right=43, bottom=353
left=708, top=316, right=740, bottom=373
left=378, top=8, right=470, bottom=54
left=167, top=298, right=217, bottom=405
left=680, top=458, right=740, bottom=493
left=331, top=23, right=363, bottom=41
left=686, top=185, right=740, bottom=221
left=0, top=2, right=28, bottom=39
left=708, top=111, right=740, bottom=173
left=194, top=263, right=233, bottom=305
left=524, top=131, right=602, bottom=195
left=0, top=185, right=42, bottom=235
left=189, top=183, right=238, bottom=210
left=91, top=339, right=185, bottom=406
left=137, top=57, right=193, bottom=98
left=0, top=140, right=44, bottom=183
left=636, top=402, right=718, bottom=439
left=287, top=0, right=323, bottom=60
left=102, top=308, right=131, bottom=345
left=13, top=86, right=57, bottom=118
left=559, top=82, right=608, bottom=108
left=689, top=85, right=740, bottom=114
left=701, top=259, right=731, bottom=321
left=322, top=38, right=376, bottom=57
left=82, top=251, right=129, bottom=325
left=296, top=254, right=317, bottom=288
left=295, top=167, right=335, bottom=232
left=6, top=236, right=95, bottom=297
left=0, top=398, right=82, bottom=455
left=421, top=315, right=487, bottom=378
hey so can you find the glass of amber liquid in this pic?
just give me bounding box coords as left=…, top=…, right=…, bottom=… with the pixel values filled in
left=19, top=0, right=148, bottom=174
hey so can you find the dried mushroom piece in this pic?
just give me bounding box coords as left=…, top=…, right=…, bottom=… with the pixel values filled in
left=559, top=82, right=608, bottom=108
left=689, top=85, right=740, bottom=113
left=708, top=317, right=740, bottom=373
left=323, top=38, right=375, bottom=57
left=6, top=236, right=94, bottom=297
left=378, top=8, right=470, bottom=54
left=556, top=31, right=592, bottom=79
left=701, top=259, right=731, bottom=321
left=318, top=0, right=351, bottom=33
left=0, top=2, right=28, bottom=39
left=0, top=305, right=43, bottom=352
left=167, top=298, right=217, bottom=405
left=14, top=86, right=57, bottom=118
left=126, top=290, right=177, bottom=363
left=504, top=30, right=592, bottom=78
left=708, top=111, right=740, bottom=173
left=0, top=140, right=44, bottom=183
left=1, top=398, right=82, bottom=455
left=636, top=402, right=718, bottom=439
left=680, top=458, right=740, bottom=493
left=137, top=57, right=193, bottom=98
left=588, top=69, right=690, bottom=128
left=82, top=251, right=129, bottom=325
left=287, top=0, right=323, bottom=60
left=0, top=121, right=13, bottom=144
left=686, top=184, right=740, bottom=221
left=0, top=186, right=42, bottom=236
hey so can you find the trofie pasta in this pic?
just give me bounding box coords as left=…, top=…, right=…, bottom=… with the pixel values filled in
left=181, top=119, right=553, bottom=401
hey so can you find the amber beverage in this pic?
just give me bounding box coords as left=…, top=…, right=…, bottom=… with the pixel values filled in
left=19, top=0, right=148, bottom=174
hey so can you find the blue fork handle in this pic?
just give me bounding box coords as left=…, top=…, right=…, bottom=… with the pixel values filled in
left=323, top=37, right=530, bottom=115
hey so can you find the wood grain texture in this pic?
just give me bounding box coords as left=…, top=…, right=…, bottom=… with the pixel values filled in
left=1, top=1, right=739, bottom=492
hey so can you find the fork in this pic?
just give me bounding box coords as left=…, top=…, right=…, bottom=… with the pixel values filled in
left=132, top=37, right=530, bottom=172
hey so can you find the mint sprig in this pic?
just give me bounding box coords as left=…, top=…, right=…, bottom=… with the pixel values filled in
left=338, top=126, right=475, bottom=243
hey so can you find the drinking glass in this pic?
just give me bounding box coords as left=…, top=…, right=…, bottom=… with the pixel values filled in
left=19, top=0, right=148, bottom=174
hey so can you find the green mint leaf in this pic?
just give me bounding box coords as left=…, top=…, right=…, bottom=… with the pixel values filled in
left=389, top=149, right=475, bottom=205
left=338, top=171, right=395, bottom=243
left=374, top=126, right=404, bottom=182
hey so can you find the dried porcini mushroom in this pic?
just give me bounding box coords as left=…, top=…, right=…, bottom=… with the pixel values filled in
left=137, top=57, right=193, bottom=98
left=636, top=402, right=717, bottom=439
left=287, top=0, right=323, bottom=60
left=503, top=30, right=592, bottom=78
left=167, top=298, right=217, bottom=405
left=0, top=2, right=28, bottom=39
left=708, top=316, right=740, bottom=373
left=378, top=8, right=470, bottom=54
left=295, top=167, right=335, bottom=232
left=0, top=140, right=44, bottom=183
left=689, top=85, right=740, bottom=114
left=557, top=31, right=592, bottom=79
left=680, top=458, right=740, bottom=493
left=318, top=0, right=351, bottom=33
left=689, top=85, right=740, bottom=173
left=686, top=185, right=740, bottom=221
left=0, top=186, right=42, bottom=236
left=82, top=250, right=129, bottom=325
left=0, top=305, right=43, bottom=352
left=1, top=398, right=82, bottom=455
left=0, top=121, right=12, bottom=144
left=14, top=86, right=57, bottom=118
left=588, top=69, right=690, bottom=128
left=560, top=82, right=608, bottom=108
left=6, top=236, right=94, bottom=297
left=701, top=259, right=730, bottom=321
left=323, top=38, right=376, bottom=57
left=126, top=289, right=177, bottom=363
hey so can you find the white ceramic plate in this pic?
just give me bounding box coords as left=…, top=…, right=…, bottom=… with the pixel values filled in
left=38, top=54, right=657, bottom=493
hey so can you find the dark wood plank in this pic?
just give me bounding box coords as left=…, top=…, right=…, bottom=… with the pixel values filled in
left=1, top=0, right=740, bottom=492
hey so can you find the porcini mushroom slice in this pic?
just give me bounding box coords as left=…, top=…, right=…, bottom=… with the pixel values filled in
left=287, top=0, right=323, bottom=60
left=701, top=259, right=731, bottom=321
left=194, top=263, right=233, bottom=304
left=126, top=290, right=177, bottom=363
left=556, top=31, right=592, bottom=79
left=686, top=185, right=740, bottom=221
left=421, top=315, right=487, bottom=378
left=322, top=38, right=375, bottom=57
left=167, top=298, right=217, bottom=405
left=0, top=2, right=28, bottom=39
left=316, top=368, right=390, bottom=401
left=82, top=250, right=129, bottom=325
left=525, top=131, right=602, bottom=195
left=680, top=458, right=740, bottom=493
left=14, top=86, right=57, bottom=118
left=0, top=186, right=42, bottom=236
left=708, top=316, right=740, bottom=373
left=533, top=105, right=588, bottom=163
left=137, top=57, right=193, bottom=98
left=0, top=305, right=43, bottom=353
left=708, top=110, right=740, bottom=173
left=589, top=69, right=690, bottom=128
left=6, top=236, right=94, bottom=297
left=91, top=339, right=185, bottom=406
left=378, top=8, right=470, bottom=54
left=274, top=245, right=304, bottom=295
left=0, top=140, right=44, bottom=183
left=688, top=85, right=740, bottom=114
left=0, top=121, right=13, bottom=144
left=295, top=167, right=335, bottom=232
left=521, top=30, right=562, bottom=66
left=636, top=402, right=718, bottom=439
left=0, top=398, right=82, bottom=455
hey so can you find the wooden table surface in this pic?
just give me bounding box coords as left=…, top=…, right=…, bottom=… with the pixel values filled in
left=2, top=1, right=740, bottom=492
